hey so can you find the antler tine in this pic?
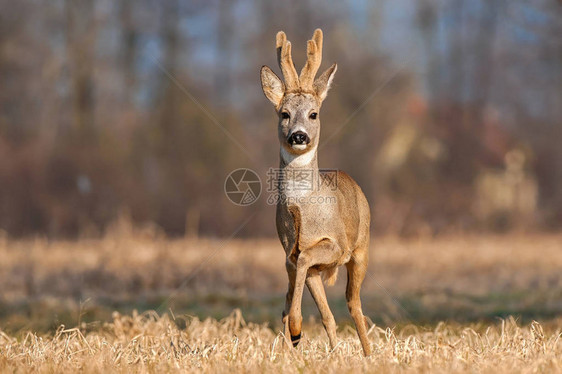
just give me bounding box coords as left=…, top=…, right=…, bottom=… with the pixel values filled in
left=299, top=28, right=323, bottom=89
left=276, top=31, right=299, bottom=90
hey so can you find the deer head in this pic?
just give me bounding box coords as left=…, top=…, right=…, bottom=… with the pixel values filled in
left=260, top=29, right=337, bottom=160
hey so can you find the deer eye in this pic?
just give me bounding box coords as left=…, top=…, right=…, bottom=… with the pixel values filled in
left=310, top=112, right=318, bottom=120
left=281, top=112, right=290, bottom=120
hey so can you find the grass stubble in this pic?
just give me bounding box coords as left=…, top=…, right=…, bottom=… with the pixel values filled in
left=1, top=233, right=562, bottom=372
left=1, top=309, right=561, bottom=373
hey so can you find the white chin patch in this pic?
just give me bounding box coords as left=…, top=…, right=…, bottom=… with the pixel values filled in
left=291, top=144, right=307, bottom=151
left=281, top=145, right=317, bottom=167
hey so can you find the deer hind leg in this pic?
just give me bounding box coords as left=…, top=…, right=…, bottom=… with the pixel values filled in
left=306, top=268, right=337, bottom=350
left=345, top=248, right=372, bottom=356
left=288, top=240, right=342, bottom=347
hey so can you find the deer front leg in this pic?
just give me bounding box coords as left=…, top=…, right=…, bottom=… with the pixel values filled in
left=288, top=240, right=342, bottom=347
left=306, top=268, right=337, bottom=349
left=282, top=259, right=296, bottom=348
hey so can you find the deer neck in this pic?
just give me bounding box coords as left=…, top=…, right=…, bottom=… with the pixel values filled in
left=278, top=146, right=319, bottom=199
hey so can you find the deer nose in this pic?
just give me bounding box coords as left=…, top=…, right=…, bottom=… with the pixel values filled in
left=289, top=131, right=310, bottom=145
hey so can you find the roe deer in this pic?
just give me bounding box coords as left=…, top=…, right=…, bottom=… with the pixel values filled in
left=260, top=29, right=372, bottom=356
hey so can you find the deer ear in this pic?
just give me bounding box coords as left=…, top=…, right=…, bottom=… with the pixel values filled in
left=260, top=65, right=285, bottom=107
left=313, top=63, right=337, bottom=102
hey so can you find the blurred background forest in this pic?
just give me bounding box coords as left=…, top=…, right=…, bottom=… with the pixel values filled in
left=1, top=0, right=561, bottom=239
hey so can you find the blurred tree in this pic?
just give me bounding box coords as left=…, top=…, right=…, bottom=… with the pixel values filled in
left=0, top=0, right=560, bottom=237
left=66, top=0, right=96, bottom=136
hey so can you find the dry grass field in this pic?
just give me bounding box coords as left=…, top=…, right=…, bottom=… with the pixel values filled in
left=1, top=233, right=562, bottom=372
left=1, top=310, right=561, bottom=373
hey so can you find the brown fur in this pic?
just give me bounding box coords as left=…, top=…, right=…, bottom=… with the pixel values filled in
left=261, top=29, right=372, bottom=356
left=321, top=266, right=338, bottom=286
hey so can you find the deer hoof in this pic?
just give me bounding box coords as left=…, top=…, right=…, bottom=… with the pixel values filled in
left=291, top=333, right=301, bottom=347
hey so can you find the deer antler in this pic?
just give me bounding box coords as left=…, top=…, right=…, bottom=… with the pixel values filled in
left=276, top=31, right=299, bottom=91
left=299, top=29, right=323, bottom=89
left=274, top=29, right=325, bottom=93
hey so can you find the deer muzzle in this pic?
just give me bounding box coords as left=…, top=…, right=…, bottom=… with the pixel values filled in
left=288, top=130, right=310, bottom=147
